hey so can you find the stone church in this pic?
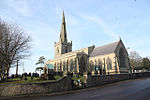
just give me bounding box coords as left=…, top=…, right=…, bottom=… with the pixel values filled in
left=44, top=12, right=130, bottom=75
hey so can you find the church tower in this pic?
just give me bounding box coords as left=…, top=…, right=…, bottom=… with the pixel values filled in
left=54, top=11, right=72, bottom=58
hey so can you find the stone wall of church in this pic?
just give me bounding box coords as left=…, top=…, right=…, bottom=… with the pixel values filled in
left=46, top=45, right=94, bottom=74
left=115, top=41, right=130, bottom=73
left=0, top=76, right=72, bottom=96
left=89, top=41, right=130, bottom=75
left=54, top=41, right=72, bottom=59
left=89, top=53, right=120, bottom=75
left=46, top=53, right=78, bottom=73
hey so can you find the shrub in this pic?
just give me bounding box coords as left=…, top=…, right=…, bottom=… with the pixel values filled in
left=54, top=75, right=61, bottom=80
left=72, top=74, right=84, bottom=83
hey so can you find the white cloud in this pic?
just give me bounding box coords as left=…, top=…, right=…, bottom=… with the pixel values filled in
left=79, top=13, right=119, bottom=39
left=55, top=2, right=63, bottom=17
left=67, top=15, right=80, bottom=26
left=6, top=0, right=31, bottom=17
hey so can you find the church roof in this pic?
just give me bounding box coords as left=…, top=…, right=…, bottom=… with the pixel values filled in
left=90, top=41, right=119, bottom=57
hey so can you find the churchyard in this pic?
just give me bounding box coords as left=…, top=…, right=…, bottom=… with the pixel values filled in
left=0, top=73, right=61, bottom=84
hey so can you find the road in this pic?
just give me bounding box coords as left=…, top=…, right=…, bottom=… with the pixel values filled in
left=2, top=77, right=150, bottom=100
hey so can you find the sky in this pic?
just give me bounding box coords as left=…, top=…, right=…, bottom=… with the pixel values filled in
left=0, top=0, right=150, bottom=75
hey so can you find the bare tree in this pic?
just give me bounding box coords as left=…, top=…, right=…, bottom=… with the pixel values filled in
left=129, top=51, right=142, bottom=72
left=0, top=19, right=31, bottom=81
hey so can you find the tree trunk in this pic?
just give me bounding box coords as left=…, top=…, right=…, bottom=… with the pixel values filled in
left=6, top=66, right=10, bottom=81
left=0, top=60, right=5, bottom=81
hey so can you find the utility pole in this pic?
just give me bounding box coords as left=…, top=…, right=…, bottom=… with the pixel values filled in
left=16, top=60, right=19, bottom=76
left=22, top=62, right=25, bottom=73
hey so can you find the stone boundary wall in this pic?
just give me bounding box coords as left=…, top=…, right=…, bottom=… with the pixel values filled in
left=1, top=72, right=150, bottom=97
left=0, top=76, right=72, bottom=97
left=86, top=72, right=150, bottom=87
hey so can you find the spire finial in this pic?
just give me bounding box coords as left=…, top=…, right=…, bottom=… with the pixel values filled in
left=59, top=11, right=67, bottom=43
left=62, top=10, right=65, bottom=22
left=63, top=10, right=64, bottom=16
left=119, top=36, right=121, bottom=41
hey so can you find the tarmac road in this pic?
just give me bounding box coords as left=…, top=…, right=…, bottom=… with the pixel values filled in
left=2, top=77, right=150, bottom=100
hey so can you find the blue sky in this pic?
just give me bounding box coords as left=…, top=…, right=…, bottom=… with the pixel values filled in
left=0, top=0, right=150, bottom=74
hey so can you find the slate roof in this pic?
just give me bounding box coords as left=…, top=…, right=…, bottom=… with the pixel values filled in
left=90, top=41, right=119, bottom=57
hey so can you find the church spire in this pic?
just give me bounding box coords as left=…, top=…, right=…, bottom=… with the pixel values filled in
left=59, top=11, right=67, bottom=43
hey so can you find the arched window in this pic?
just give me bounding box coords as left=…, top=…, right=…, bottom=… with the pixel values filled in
left=54, top=63, right=56, bottom=71
left=79, top=56, right=86, bottom=73
left=57, top=62, right=60, bottom=72
left=60, top=61, right=62, bottom=71
left=63, top=61, right=65, bottom=71
left=98, top=59, right=103, bottom=75
left=70, top=59, right=74, bottom=72
left=98, top=59, right=102, bottom=69
left=95, top=59, right=100, bottom=72
left=66, top=60, right=69, bottom=71
left=73, top=60, right=77, bottom=72
left=119, top=47, right=126, bottom=68
left=90, top=60, right=94, bottom=72
left=57, top=47, right=59, bottom=53
left=65, top=47, right=67, bottom=53
left=95, top=59, right=97, bottom=66
left=106, top=57, right=112, bottom=70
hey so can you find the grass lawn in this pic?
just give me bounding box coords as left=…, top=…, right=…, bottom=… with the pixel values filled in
left=0, top=76, right=61, bottom=84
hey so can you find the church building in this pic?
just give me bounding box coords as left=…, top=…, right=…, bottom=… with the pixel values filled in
left=44, top=12, right=130, bottom=75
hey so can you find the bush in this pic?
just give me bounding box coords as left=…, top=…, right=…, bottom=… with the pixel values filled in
left=54, top=75, right=61, bottom=80
left=39, top=73, right=45, bottom=80
left=72, top=74, right=84, bottom=83
left=79, top=75, right=84, bottom=83
left=72, top=74, right=78, bottom=81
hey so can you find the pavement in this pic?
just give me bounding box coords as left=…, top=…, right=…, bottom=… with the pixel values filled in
left=1, top=77, right=150, bottom=100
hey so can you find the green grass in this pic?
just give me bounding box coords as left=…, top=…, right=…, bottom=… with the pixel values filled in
left=0, top=76, right=61, bottom=84
left=8, top=78, right=20, bottom=81
left=54, top=75, right=61, bottom=80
